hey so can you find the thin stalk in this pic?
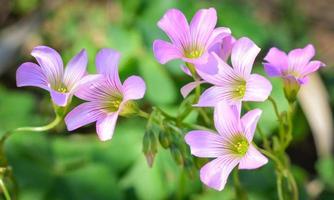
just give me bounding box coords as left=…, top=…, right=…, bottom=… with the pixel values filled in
left=0, top=178, right=11, bottom=200
left=276, top=171, right=284, bottom=200
left=233, top=169, right=248, bottom=200
left=287, top=169, right=298, bottom=200
left=268, top=96, right=281, bottom=121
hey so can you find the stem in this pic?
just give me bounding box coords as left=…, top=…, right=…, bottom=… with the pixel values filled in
left=233, top=169, right=248, bottom=200
left=276, top=171, right=284, bottom=200
left=287, top=169, right=298, bottom=200
left=0, top=178, right=11, bottom=200
left=268, top=96, right=281, bottom=121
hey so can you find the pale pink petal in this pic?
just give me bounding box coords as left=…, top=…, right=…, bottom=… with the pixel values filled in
left=74, top=74, right=110, bottom=101
left=300, top=60, right=325, bottom=77
left=239, top=144, right=268, bottom=169
left=153, top=40, right=183, bottom=64
left=214, top=102, right=242, bottom=138
left=200, top=155, right=240, bottom=191
left=50, top=89, right=70, bottom=107
left=65, top=102, right=105, bottom=131
left=180, top=81, right=205, bottom=98
left=244, top=74, right=272, bottom=102
left=63, top=49, right=88, bottom=90
left=241, top=109, right=262, bottom=142
left=196, top=86, right=235, bottom=107
left=16, top=62, right=48, bottom=90
left=196, top=52, right=220, bottom=75
left=181, top=65, right=192, bottom=76
left=206, top=27, right=232, bottom=50
left=231, top=37, right=260, bottom=77
left=185, top=130, right=228, bottom=158
left=181, top=52, right=210, bottom=65
left=95, top=48, right=122, bottom=90
left=263, top=47, right=288, bottom=76
left=288, top=44, right=315, bottom=72
left=190, top=8, right=217, bottom=48
left=31, top=46, right=64, bottom=88
left=157, top=9, right=190, bottom=49
left=96, top=112, right=119, bottom=141
left=122, top=75, right=146, bottom=101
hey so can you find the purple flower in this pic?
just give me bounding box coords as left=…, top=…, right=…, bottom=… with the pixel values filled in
left=185, top=102, right=268, bottom=191
left=180, top=35, right=236, bottom=98
left=196, top=37, right=272, bottom=107
left=153, top=8, right=231, bottom=65
left=16, top=46, right=88, bottom=106
left=65, top=48, right=146, bottom=141
left=263, top=44, right=325, bottom=84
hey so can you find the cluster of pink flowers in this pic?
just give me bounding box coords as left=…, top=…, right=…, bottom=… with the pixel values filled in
left=17, top=47, right=146, bottom=141
left=16, top=7, right=325, bottom=192
left=153, top=8, right=325, bottom=190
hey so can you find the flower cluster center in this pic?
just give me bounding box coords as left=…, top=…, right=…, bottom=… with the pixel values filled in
left=233, top=80, right=246, bottom=99
left=185, top=49, right=203, bottom=59
left=230, top=135, right=249, bottom=156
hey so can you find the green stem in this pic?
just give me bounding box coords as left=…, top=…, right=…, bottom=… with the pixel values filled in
left=287, top=168, right=298, bottom=200
left=276, top=171, right=284, bottom=200
left=233, top=169, right=248, bottom=200
left=0, top=178, right=11, bottom=200
left=268, top=96, right=281, bottom=121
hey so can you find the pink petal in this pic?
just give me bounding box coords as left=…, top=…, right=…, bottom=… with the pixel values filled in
left=74, top=74, right=110, bottom=101
left=239, top=144, right=268, bottom=169
left=16, top=62, right=48, bottom=90
left=65, top=102, right=104, bottom=131
left=231, top=37, right=260, bottom=77
left=241, top=109, right=262, bottom=142
left=190, top=8, right=217, bottom=48
left=206, top=27, right=232, bottom=51
left=263, top=47, right=288, bottom=76
left=95, top=48, right=122, bottom=90
left=288, top=44, right=315, bottom=72
left=96, top=112, right=119, bottom=141
left=123, top=76, right=146, bottom=101
left=300, top=60, right=325, bottom=77
left=200, top=155, right=240, bottom=191
left=185, top=130, right=228, bottom=158
left=157, top=9, right=191, bottom=50
left=196, top=86, right=233, bottom=107
left=244, top=74, right=272, bottom=102
left=63, top=49, right=88, bottom=90
left=180, top=81, right=204, bottom=98
left=210, top=35, right=235, bottom=61
left=153, top=40, right=183, bottom=64
left=214, top=102, right=242, bottom=138
left=50, top=89, right=70, bottom=107
left=181, top=65, right=192, bottom=76
left=181, top=52, right=210, bottom=65
left=31, top=46, right=64, bottom=88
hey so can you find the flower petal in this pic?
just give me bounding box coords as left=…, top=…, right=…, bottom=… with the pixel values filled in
left=31, top=46, right=64, bottom=88
left=206, top=27, right=232, bottom=51
left=288, top=44, right=315, bottom=72
left=181, top=65, right=192, bottom=76
left=185, top=130, right=228, bottom=158
left=180, top=81, right=204, bottom=98
left=65, top=102, right=104, bottom=131
left=95, top=48, right=122, bottom=90
left=190, top=8, right=217, bottom=48
left=239, top=144, right=268, bottom=169
left=263, top=47, right=288, bottom=76
left=200, top=155, right=240, bottom=191
left=16, top=62, right=48, bottom=90
left=153, top=40, right=183, bottom=64
left=157, top=9, right=190, bottom=49
left=96, top=112, right=119, bottom=141
left=196, top=86, right=233, bottom=107
left=244, top=74, right=272, bottom=102
left=210, top=35, right=235, bottom=61
left=50, top=89, right=70, bottom=107
left=300, top=60, right=325, bottom=77
left=74, top=74, right=110, bottom=101
left=241, top=109, right=262, bottom=142
left=214, top=101, right=242, bottom=138
left=123, top=75, right=146, bottom=101
left=231, top=37, right=260, bottom=77
left=63, top=49, right=88, bottom=90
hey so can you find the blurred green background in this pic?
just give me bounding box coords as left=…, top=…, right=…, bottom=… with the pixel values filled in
left=0, top=0, right=333, bottom=199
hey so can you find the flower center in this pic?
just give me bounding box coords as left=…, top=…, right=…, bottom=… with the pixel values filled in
left=233, top=80, right=246, bottom=99
left=103, top=93, right=123, bottom=112
left=230, top=135, right=249, bottom=156
left=185, top=49, right=203, bottom=59
left=57, top=87, right=68, bottom=93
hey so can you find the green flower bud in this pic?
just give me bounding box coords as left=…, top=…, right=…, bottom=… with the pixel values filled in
left=158, top=130, right=170, bottom=149
left=283, top=78, right=300, bottom=103
left=171, top=146, right=184, bottom=166
left=142, top=130, right=157, bottom=167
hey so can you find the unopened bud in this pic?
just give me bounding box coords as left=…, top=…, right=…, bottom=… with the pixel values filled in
left=184, top=158, right=196, bottom=179
left=158, top=130, right=170, bottom=149
left=283, top=77, right=300, bottom=103
left=171, top=146, right=184, bottom=166
left=142, top=130, right=157, bottom=167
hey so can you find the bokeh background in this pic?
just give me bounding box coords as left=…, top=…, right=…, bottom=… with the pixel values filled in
left=0, top=0, right=333, bottom=199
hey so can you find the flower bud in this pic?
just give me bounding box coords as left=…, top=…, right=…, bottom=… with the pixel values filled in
left=158, top=130, right=171, bottom=149
left=142, top=130, right=158, bottom=167
left=283, top=77, right=300, bottom=103
left=171, top=146, right=184, bottom=166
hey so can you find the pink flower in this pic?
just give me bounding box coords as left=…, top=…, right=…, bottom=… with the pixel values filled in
left=185, top=102, right=268, bottom=191
left=196, top=37, right=272, bottom=107
left=153, top=8, right=231, bottom=65
left=263, top=44, right=325, bottom=84
left=16, top=46, right=87, bottom=106
left=65, top=48, right=146, bottom=141
left=180, top=35, right=236, bottom=98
